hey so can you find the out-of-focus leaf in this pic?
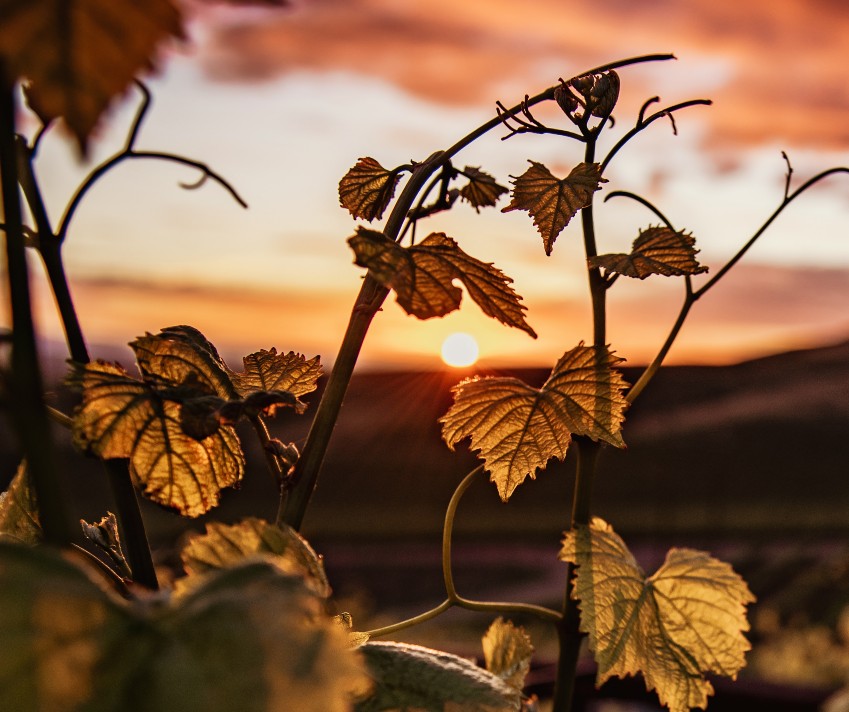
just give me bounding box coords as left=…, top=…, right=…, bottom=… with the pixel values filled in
left=559, top=518, right=755, bottom=712
left=502, top=162, right=606, bottom=255
left=0, top=462, right=41, bottom=545
left=441, top=344, right=627, bottom=501
left=335, top=612, right=371, bottom=648
left=589, top=226, right=709, bottom=279
left=482, top=618, right=533, bottom=693
left=355, top=640, right=520, bottom=712
left=0, top=544, right=370, bottom=712
left=72, top=361, right=244, bottom=517
left=339, top=157, right=402, bottom=222
left=0, top=0, right=184, bottom=155
left=80, top=512, right=132, bottom=579
left=230, top=349, right=322, bottom=399
left=131, top=325, right=236, bottom=398
left=178, top=517, right=330, bottom=597
left=460, top=166, right=508, bottom=213
left=153, top=561, right=371, bottom=712
left=0, top=542, right=143, bottom=712
left=349, top=228, right=537, bottom=338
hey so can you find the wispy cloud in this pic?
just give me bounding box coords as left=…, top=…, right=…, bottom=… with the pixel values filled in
left=21, top=262, right=849, bottom=369
left=193, top=0, right=849, bottom=148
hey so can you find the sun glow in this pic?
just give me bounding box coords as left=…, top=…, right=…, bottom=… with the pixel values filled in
left=440, top=332, right=479, bottom=368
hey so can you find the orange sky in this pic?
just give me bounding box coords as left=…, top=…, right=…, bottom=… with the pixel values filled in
left=11, top=0, right=849, bottom=370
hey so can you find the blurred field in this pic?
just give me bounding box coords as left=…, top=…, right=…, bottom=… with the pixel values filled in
left=4, top=338, right=849, bottom=707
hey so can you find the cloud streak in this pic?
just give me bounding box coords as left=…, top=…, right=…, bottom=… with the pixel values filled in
left=18, top=261, right=849, bottom=370
left=194, top=0, right=849, bottom=148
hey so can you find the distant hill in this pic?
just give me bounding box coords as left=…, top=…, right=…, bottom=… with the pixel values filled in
left=280, top=339, right=849, bottom=542
left=3, top=339, right=849, bottom=546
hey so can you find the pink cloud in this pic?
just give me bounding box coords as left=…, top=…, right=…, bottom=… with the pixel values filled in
left=191, top=0, right=849, bottom=148
left=22, top=262, right=849, bottom=370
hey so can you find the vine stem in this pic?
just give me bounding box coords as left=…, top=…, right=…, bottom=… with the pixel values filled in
left=281, top=54, right=677, bottom=531
left=552, top=440, right=599, bottom=712
left=442, top=466, right=561, bottom=623
left=0, top=67, right=73, bottom=546
left=610, top=164, right=849, bottom=406
left=18, top=131, right=159, bottom=589
left=550, top=123, right=610, bottom=711
left=365, top=465, right=561, bottom=639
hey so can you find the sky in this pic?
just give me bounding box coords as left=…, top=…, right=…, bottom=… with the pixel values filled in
left=14, top=0, right=849, bottom=371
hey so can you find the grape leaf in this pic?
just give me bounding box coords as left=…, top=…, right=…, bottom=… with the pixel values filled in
left=559, top=518, right=755, bottom=712
left=155, top=561, right=369, bottom=712
left=339, top=157, right=402, bottom=222
left=0, top=0, right=184, bottom=155
left=71, top=361, right=244, bottom=517
left=589, top=226, right=709, bottom=279
left=349, top=228, right=537, bottom=338
left=460, top=166, right=508, bottom=213
left=482, top=618, right=533, bottom=693
left=230, top=349, right=322, bottom=399
left=355, top=641, right=520, bottom=712
left=178, top=517, right=330, bottom=597
left=80, top=512, right=132, bottom=579
left=0, top=462, right=41, bottom=545
left=335, top=613, right=371, bottom=648
left=441, top=344, right=627, bottom=501
left=0, top=544, right=369, bottom=712
left=502, top=162, right=606, bottom=255
left=131, top=325, right=237, bottom=399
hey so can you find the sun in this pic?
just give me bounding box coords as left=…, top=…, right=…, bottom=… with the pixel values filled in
left=440, top=332, right=479, bottom=368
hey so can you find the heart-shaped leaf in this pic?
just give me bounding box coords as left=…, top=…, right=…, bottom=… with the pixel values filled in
left=560, top=518, right=755, bottom=712
left=502, top=162, right=606, bottom=255
left=441, top=344, right=627, bottom=500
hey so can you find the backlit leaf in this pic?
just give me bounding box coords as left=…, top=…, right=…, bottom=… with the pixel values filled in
left=131, top=325, right=237, bottom=398
left=349, top=228, right=536, bottom=338
left=230, top=349, right=322, bottom=399
left=460, top=166, right=508, bottom=213
left=0, top=0, right=184, bottom=155
left=589, top=226, right=709, bottom=279
left=0, top=544, right=369, bottom=712
left=179, top=517, right=330, bottom=597
left=0, top=462, right=41, bottom=545
left=0, top=542, right=140, bottom=712
left=482, top=618, right=533, bottom=693
left=441, top=344, right=627, bottom=501
left=72, top=361, right=244, bottom=517
left=502, top=162, right=606, bottom=255
left=356, top=640, right=520, bottom=712
left=559, top=518, right=755, bottom=712
left=339, top=157, right=402, bottom=222
left=155, top=561, right=369, bottom=712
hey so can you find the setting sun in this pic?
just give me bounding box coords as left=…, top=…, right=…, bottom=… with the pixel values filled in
left=441, top=333, right=479, bottom=368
